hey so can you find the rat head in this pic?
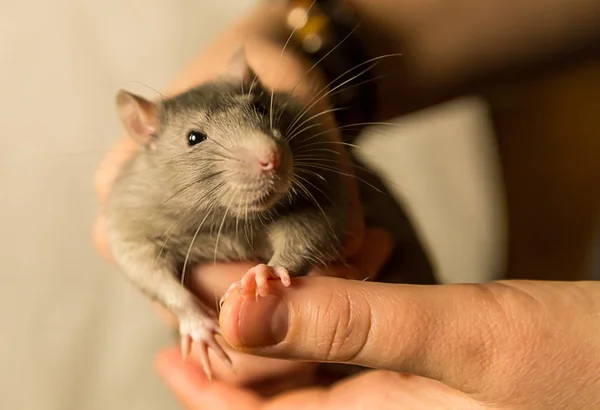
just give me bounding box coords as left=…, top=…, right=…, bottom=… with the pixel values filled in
left=116, top=48, right=294, bottom=217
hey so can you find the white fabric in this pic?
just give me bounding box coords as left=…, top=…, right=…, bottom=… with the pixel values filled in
left=0, top=1, right=503, bottom=409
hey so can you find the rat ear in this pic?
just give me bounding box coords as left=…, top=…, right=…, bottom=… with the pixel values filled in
left=116, top=90, right=158, bottom=149
left=225, top=46, right=259, bottom=86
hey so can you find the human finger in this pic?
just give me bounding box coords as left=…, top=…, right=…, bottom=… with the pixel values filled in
left=92, top=212, right=112, bottom=261
left=158, top=350, right=480, bottom=410
left=93, top=136, right=138, bottom=206
left=155, top=348, right=264, bottom=410
left=219, top=278, right=540, bottom=392
left=176, top=227, right=389, bottom=386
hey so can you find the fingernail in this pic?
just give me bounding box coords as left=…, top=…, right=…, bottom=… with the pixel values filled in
left=237, top=294, right=289, bottom=347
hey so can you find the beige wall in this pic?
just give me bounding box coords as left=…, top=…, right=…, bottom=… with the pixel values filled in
left=0, top=1, right=503, bottom=409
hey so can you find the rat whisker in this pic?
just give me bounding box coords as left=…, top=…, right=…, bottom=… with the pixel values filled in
left=249, top=200, right=254, bottom=242
left=292, top=119, right=401, bottom=153
left=297, top=118, right=401, bottom=147
left=295, top=162, right=384, bottom=194
left=293, top=157, right=338, bottom=165
left=289, top=175, right=335, bottom=236
left=286, top=62, right=378, bottom=135
left=286, top=53, right=402, bottom=133
left=257, top=212, right=269, bottom=231
left=285, top=122, right=322, bottom=144
left=161, top=172, right=226, bottom=206
left=294, top=140, right=360, bottom=150
left=242, top=190, right=250, bottom=248
left=326, top=72, right=391, bottom=99
left=123, top=81, right=168, bottom=100
left=269, top=23, right=358, bottom=128
left=291, top=164, right=327, bottom=182
left=181, top=203, right=216, bottom=285
left=271, top=0, right=317, bottom=131
left=297, top=158, right=400, bottom=188
left=160, top=181, right=200, bottom=206
left=154, top=212, right=188, bottom=268
left=274, top=99, right=291, bottom=128
left=292, top=173, right=335, bottom=206
left=234, top=197, right=241, bottom=243
left=213, top=192, right=235, bottom=264
left=240, top=69, right=245, bottom=96
left=248, top=75, right=257, bottom=97
left=104, top=149, right=220, bottom=184
left=286, top=107, right=346, bottom=140
left=294, top=157, right=342, bottom=165
left=292, top=147, right=341, bottom=156
left=266, top=208, right=276, bottom=224
left=295, top=157, right=391, bottom=185
left=287, top=22, right=360, bottom=100
left=294, top=161, right=345, bottom=175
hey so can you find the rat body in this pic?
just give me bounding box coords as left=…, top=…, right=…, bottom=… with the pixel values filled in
left=106, top=50, right=349, bottom=377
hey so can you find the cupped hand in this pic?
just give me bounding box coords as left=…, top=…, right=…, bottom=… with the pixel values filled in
left=156, top=275, right=600, bottom=409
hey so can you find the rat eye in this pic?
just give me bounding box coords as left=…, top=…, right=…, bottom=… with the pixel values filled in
left=187, top=130, right=207, bottom=146
left=252, top=100, right=269, bottom=118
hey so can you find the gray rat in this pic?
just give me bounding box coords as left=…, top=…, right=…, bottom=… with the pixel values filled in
left=106, top=48, right=350, bottom=379
left=107, top=47, right=437, bottom=381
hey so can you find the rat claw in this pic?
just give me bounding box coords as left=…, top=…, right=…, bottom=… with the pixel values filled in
left=196, top=342, right=212, bottom=382
left=272, top=266, right=291, bottom=287
left=255, top=266, right=269, bottom=297
left=240, top=268, right=256, bottom=296
left=219, top=281, right=240, bottom=308
left=181, top=334, right=192, bottom=360
left=238, top=264, right=292, bottom=299
left=207, top=337, right=233, bottom=369
left=178, top=313, right=232, bottom=380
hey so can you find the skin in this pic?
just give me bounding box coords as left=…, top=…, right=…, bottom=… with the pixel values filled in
left=93, top=0, right=600, bottom=406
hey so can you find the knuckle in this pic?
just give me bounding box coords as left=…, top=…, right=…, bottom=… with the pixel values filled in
left=318, top=288, right=371, bottom=363
left=444, top=284, right=511, bottom=379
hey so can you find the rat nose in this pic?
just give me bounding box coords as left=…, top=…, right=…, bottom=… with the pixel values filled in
left=258, top=150, right=281, bottom=172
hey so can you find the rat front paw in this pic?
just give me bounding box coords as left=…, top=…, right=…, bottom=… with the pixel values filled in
left=220, top=264, right=291, bottom=306
left=179, top=313, right=232, bottom=381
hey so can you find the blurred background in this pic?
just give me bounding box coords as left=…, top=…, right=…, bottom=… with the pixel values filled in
left=0, top=1, right=515, bottom=409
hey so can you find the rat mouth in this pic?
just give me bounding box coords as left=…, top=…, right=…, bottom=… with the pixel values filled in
left=248, top=188, right=285, bottom=209
left=232, top=180, right=290, bottom=214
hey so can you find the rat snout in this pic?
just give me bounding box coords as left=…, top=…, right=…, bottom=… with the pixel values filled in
left=257, top=148, right=281, bottom=172
left=225, top=135, right=291, bottom=213
left=231, top=139, right=283, bottom=175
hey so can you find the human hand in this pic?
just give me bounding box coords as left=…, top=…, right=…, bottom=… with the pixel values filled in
left=156, top=273, right=600, bottom=409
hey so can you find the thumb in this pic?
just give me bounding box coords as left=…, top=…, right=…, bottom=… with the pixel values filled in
left=219, top=277, right=520, bottom=392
